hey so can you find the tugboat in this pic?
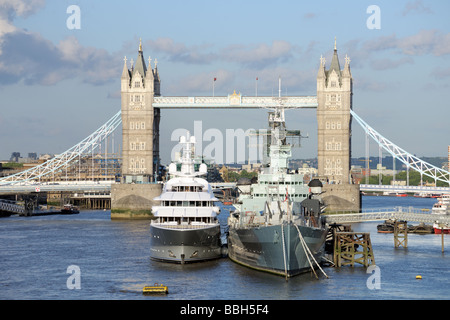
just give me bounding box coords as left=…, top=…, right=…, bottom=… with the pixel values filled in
left=60, top=204, right=79, bottom=214
left=149, top=133, right=222, bottom=263
left=227, top=101, right=328, bottom=278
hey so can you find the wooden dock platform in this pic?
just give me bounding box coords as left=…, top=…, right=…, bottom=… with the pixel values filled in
left=333, top=232, right=375, bottom=268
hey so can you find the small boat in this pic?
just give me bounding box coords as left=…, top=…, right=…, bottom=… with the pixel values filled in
left=433, top=224, right=450, bottom=234
left=414, top=192, right=431, bottom=198
left=143, top=283, right=168, bottom=294
left=377, top=220, right=395, bottom=233
left=408, top=223, right=434, bottom=234
left=431, top=194, right=450, bottom=234
left=60, top=204, right=80, bottom=214
left=385, top=192, right=407, bottom=197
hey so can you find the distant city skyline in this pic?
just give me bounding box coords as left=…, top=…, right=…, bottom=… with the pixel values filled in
left=0, top=1, right=449, bottom=163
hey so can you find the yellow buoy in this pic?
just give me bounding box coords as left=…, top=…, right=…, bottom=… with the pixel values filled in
left=143, top=283, right=169, bottom=294
left=416, top=275, right=422, bottom=280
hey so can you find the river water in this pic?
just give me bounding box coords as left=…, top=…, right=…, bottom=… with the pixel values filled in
left=1, top=195, right=449, bottom=301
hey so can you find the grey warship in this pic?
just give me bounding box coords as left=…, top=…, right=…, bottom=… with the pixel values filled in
left=150, top=133, right=222, bottom=263
left=227, top=100, right=328, bottom=278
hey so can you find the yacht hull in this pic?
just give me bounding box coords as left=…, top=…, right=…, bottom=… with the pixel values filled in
left=227, top=223, right=327, bottom=277
left=150, top=224, right=222, bottom=263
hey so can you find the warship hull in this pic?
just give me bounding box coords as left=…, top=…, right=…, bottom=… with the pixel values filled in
left=150, top=224, right=222, bottom=263
left=228, top=223, right=327, bottom=277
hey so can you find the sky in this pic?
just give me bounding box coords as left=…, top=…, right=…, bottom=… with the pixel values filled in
left=0, top=0, right=449, bottom=164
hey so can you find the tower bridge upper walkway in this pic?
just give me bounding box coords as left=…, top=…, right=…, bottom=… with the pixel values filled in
left=153, top=94, right=318, bottom=109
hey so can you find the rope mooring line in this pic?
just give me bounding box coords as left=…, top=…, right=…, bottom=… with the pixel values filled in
left=281, top=224, right=288, bottom=280
left=294, top=224, right=328, bottom=279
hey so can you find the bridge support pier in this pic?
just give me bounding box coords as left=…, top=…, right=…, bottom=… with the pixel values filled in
left=333, top=232, right=375, bottom=267
left=394, top=220, right=408, bottom=248
left=322, top=184, right=361, bottom=213
left=111, top=183, right=161, bottom=219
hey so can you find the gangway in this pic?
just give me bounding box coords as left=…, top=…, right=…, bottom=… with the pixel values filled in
left=0, top=200, right=25, bottom=215
left=324, top=207, right=450, bottom=224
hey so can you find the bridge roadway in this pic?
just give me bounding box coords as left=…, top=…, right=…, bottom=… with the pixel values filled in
left=153, top=95, right=318, bottom=109
left=0, top=181, right=237, bottom=195
left=1, top=181, right=448, bottom=196
left=324, top=207, right=450, bottom=224
left=0, top=181, right=113, bottom=195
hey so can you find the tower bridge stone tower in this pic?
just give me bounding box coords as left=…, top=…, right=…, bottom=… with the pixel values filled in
left=111, top=41, right=162, bottom=219
left=120, top=40, right=161, bottom=183
left=317, top=39, right=352, bottom=184
left=316, top=40, right=360, bottom=212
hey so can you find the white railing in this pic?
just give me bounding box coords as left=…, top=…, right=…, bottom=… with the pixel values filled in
left=324, top=206, right=450, bottom=224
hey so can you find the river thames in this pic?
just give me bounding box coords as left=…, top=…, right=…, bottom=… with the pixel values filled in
left=0, top=195, right=449, bottom=301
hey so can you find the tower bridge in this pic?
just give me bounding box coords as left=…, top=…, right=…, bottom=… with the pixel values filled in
left=0, top=39, right=448, bottom=217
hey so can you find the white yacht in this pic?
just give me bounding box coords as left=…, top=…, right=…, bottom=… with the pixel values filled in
left=150, top=133, right=222, bottom=263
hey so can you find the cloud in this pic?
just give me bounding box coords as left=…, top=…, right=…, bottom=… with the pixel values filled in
left=370, top=57, right=414, bottom=70
left=0, top=30, right=61, bottom=85
left=221, top=40, right=294, bottom=69
left=430, top=66, right=450, bottom=80
left=303, top=13, right=316, bottom=19
left=353, top=77, right=397, bottom=92
left=145, top=37, right=217, bottom=64
left=0, top=0, right=121, bottom=86
left=57, top=36, right=120, bottom=85
left=0, top=31, right=120, bottom=86
left=403, top=0, right=433, bottom=16
left=367, top=30, right=450, bottom=57
left=399, top=30, right=450, bottom=56
left=343, top=29, right=450, bottom=72
left=0, top=0, right=45, bottom=51
left=0, top=0, right=45, bottom=18
left=144, top=37, right=298, bottom=70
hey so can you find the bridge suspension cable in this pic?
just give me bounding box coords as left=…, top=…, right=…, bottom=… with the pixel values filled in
left=351, top=109, right=450, bottom=186
left=0, top=111, right=122, bottom=186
